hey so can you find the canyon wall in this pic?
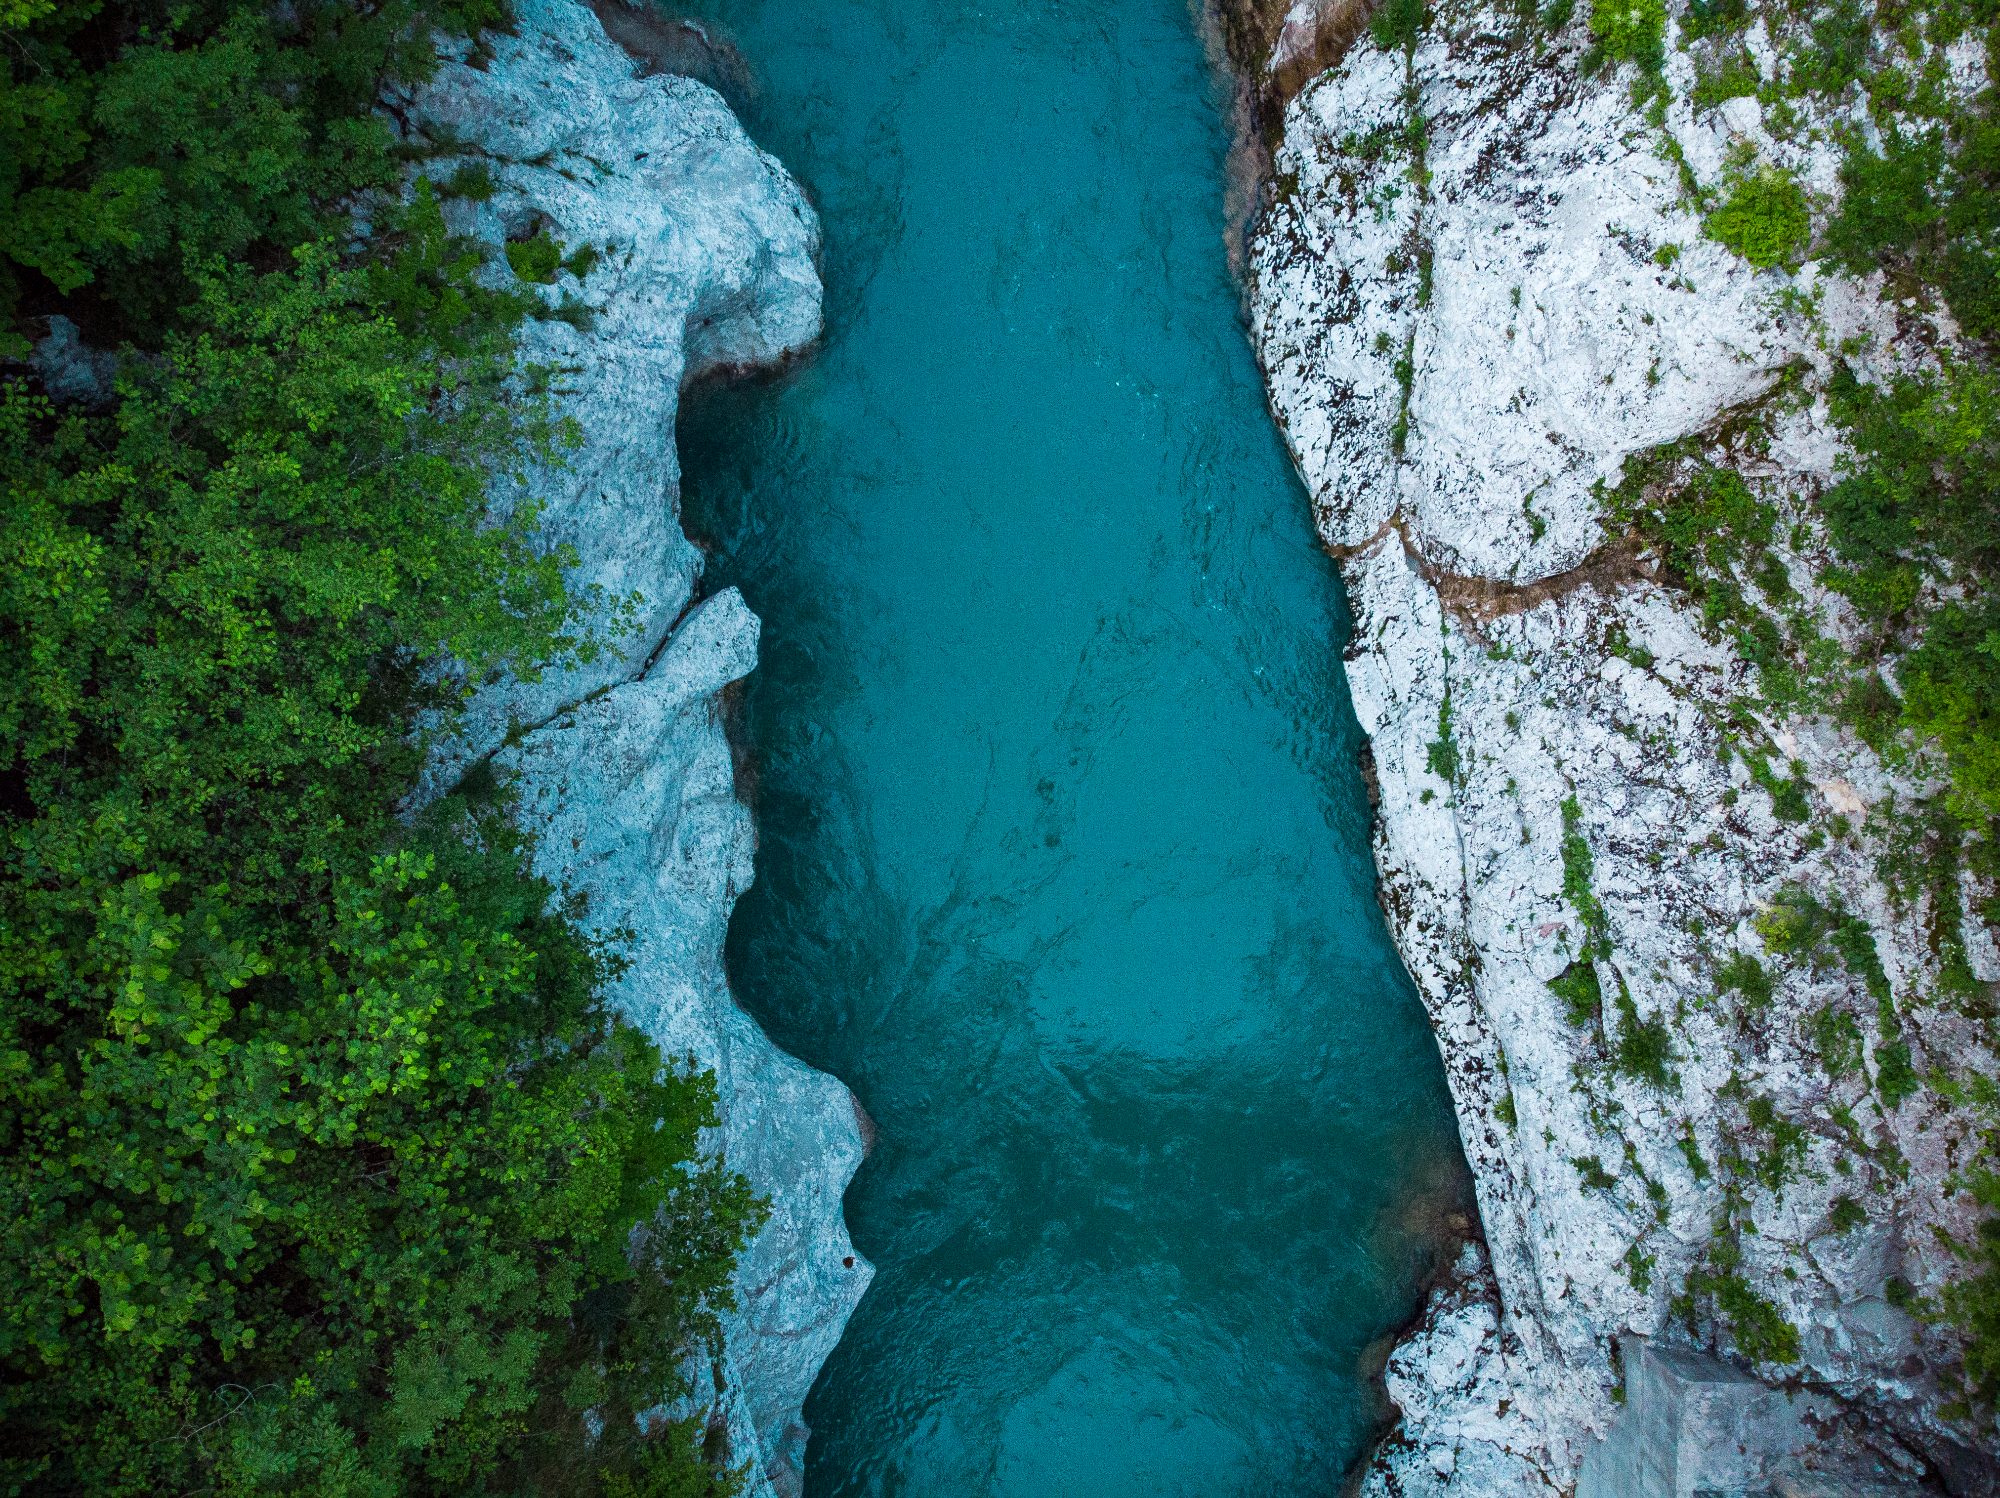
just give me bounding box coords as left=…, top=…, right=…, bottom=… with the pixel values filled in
left=385, top=1, right=2000, bottom=1489
left=398, top=5, right=868, bottom=1492
left=1232, top=0, right=2000, bottom=1490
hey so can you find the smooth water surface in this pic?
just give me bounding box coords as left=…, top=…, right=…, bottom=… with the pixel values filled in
left=673, top=2, right=1472, bottom=1491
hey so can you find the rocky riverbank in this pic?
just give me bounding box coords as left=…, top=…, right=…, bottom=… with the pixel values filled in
left=1226, top=0, right=2000, bottom=1489
left=386, top=0, right=2000, bottom=1488
left=399, top=5, right=869, bottom=1491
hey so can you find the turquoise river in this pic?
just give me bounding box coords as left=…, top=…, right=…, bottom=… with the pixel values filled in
left=673, top=0, right=1473, bottom=1491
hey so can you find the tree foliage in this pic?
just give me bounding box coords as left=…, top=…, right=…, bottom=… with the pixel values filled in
left=0, top=0, right=509, bottom=348
left=1369, top=0, right=1428, bottom=52
left=3, top=233, right=591, bottom=896
left=2, top=0, right=760, bottom=1491
left=1704, top=166, right=1811, bottom=268
left=4, top=830, right=759, bottom=1495
left=1823, top=358, right=2000, bottom=822
left=1589, top=0, right=1666, bottom=67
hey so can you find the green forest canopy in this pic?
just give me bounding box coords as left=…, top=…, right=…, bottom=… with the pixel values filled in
left=1, top=1, right=761, bottom=1493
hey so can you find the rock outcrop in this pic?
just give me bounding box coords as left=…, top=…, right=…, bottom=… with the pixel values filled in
left=398, top=5, right=869, bottom=1493
left=1237, top=1, right=2000, bottom=1492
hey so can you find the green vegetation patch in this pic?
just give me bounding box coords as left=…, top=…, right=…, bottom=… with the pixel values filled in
left=1390, top=332, right=1418, bottom=456
left=1823, top=359, right=2000, bottom=822
left=1551, top=958, right=1604, bottom=1025
left=1369, top=0, right=1428, bottom=52
left=1558, top=794, right=1612, bottom=955
left=1679, top=1229, right=1803, bottom=1367
left=1877, top=1040, right=1921, bottom=1109
left=1574, top=1154, right=1619, bottom=1190
left=1622, top=1241, right=1657, bottom=1292
left=1613, top=976, right=1676, bottom=1089
left=1809, top=1003, right=1865, bottom=1076
left=1589, top=0, right=1666, bottom=66
left=1927, top=1072, right=2000, bottom=1404
left=1749, top=754, right=1813, bottom=822
left=1700, top=1267, right=1804, bottom=1364
left=1704, top=166, right=1812, bottom=269
left=1690, top=49, right=1760, bottom=111
left=1679, top=0, right=1747, bottom=41
left=1678, top=1129, right=1713, bottom=1181
left=1426, top=682, right=1462, bottom=783
left=508, top=230, right=566, bottom=283
left=1755, top=888, right=1891, bottom=1004
left=444, top=160, right=500, bottom=202
left=1600, top=441, right=1791, bottom=656
left=1746, top=1095, right=1809, bottom=1193
left=0, top=0, right=755, bottom=1491
left=1715, top=951, right=1773, bottom=1007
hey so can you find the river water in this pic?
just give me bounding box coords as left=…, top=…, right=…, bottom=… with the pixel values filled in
left=673, top=1, right=1471, bottom=1491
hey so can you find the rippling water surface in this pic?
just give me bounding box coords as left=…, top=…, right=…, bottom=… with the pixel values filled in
left=672, top=1, right=1472, bottom=1490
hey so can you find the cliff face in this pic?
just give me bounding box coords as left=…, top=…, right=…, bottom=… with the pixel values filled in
left=397, top=5, right=869, bottom=1493
left=1240, top=2, right=2000, bottom=1492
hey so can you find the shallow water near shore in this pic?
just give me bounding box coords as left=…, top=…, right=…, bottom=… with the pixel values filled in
left=672, top=1, right=1472, bottom=1491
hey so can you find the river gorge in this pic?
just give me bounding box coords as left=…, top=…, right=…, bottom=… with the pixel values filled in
left=385, top=0, right=2000, bottom=1487
left=673, top=0, right=1471, bottom=1489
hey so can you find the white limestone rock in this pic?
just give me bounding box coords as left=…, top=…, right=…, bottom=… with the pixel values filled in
left=1253, top=17, right=1893, bottom=582
left=495, top=589, right=870, bottom=1495
left=1247, top=1, right=2000, bottom=1491
left=402, top=5, right=867, bottom=1493
left=29, top=315, right=117, bottom=406
left=1356, top=1243, right=1550, bottom=1498
left=396, top=0, right=823, bottom=791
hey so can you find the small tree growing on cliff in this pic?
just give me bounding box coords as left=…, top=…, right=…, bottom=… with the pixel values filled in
left=1588, top=0, right=1666, bottom=68
left=1370, top=0, right=1427, bottom=51
left=1706, top=166, right=1812, bottom=268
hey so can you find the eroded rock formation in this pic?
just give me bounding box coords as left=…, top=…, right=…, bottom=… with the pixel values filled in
left=1237, top=1, right=2000, bottom=1491
left=401, top=6, right=869, bottom=1492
